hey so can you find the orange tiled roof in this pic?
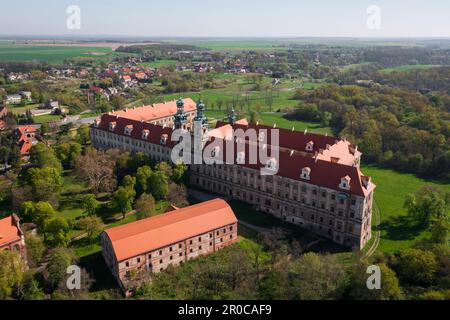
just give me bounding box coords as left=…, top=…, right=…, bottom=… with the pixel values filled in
left=110, top=98, right=197, bottom=122
left=0, top=215, right=21, bottom=247
left=104, top=199, right=237, bottom=262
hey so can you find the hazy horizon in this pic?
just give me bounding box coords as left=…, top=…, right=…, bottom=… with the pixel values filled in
left=1, top=0, right=450, bottom=38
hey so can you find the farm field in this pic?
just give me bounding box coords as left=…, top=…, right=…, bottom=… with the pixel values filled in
left=379, top=64, right=442, bottom=73
left=138, top=59, right=177, bottom=68
left=361, top=164, right=450, bottom=253
left=0, top=44, right=125, bottom=64
left=171, top=39, right=290, bottom=51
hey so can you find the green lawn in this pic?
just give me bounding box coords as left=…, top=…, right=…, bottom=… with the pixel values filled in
left=379, top=64, right=441, bottom=73
left=32, top=114, right=63, bottom=124
left=8, top=103, right=39, bottom=115
left=362, top=165, right=450, bottom=253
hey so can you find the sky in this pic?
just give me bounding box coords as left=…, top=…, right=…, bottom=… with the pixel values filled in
left=0, top=0, right=450, bottom=38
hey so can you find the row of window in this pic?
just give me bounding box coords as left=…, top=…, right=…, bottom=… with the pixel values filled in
left=195, top=165, right=359, bottom=206
left=122, top=232, right=235, bottom=268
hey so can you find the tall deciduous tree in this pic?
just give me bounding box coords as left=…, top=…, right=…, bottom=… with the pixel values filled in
left=149, top=170, right=169, bottom=200
left=29, top=143, right=62, bottom=173
left=135, top=166, right=152, bottom=195
left=135, top=193, right=156, bottom=220
left=78, top=215, right=103, bottom=244
left=74, top=149, right=117, bottom=194
left=0, top=250, right=26, bottom=299
left=80, top=194, right=99, bottom=216
left=112, top=186, right=136, bottom=219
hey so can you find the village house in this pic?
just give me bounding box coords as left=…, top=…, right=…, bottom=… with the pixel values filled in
left=101, top=199, right=238, bottom=295
left=5, top=94, right=22, bottom=105
left=14, top=125, right=38, bottom=158
left=0, top=214, right=27, bottom=263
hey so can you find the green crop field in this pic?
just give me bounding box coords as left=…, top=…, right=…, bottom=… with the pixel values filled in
left=0, top=45, right=123, bottom=64
left=138, top=59, right=177, bottom=68
left=171, top=39, right=290, bottom=51
left=379, top=64, right=441, bottom=73
left=362, top=165, right=450, bottom=253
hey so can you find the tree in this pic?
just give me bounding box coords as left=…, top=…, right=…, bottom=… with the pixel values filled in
left=135, top=193, right=156, bottom=220
left=46, top=248, right=73, bottom=290
left=20, top=272, right=44, bottom=300
left=287, top=253, right=346, bottom=300
left=155, top=162, right=172, bottom=177
left=21, top=201, right=56, bottom=232
left=77, top=124, right=90, bottom=145
left=80, top=194, right=99, bottom=216
left=149, top=171, right=169, bottom=200
left=112, top=186, right=136, bottom=219
left=74, top=149, right=117, bottom=194
left=122, top=175, right=136, bottom=190
left=172, top=163, right=187, bottom=183
left=430, top=217, right=449, bottom=244
left=0, top=250, right=26, bottom=299
left=167, top=182, right=189, bottom=208
left=27, top=167, right=62, bottom=204
left=44, top=217, right=71, bottom=247
left=135, top=166, right=152, bottom=195
left=346, top=262, right=404, bottom=300
left=29, top=143, right=62, bottom=173
left=404, top=186, right=449, bottom=226
left=394, top=249, right=438, bottom=286
left=78, top=216, right=103, bottom=244
left=55, top=142, right=82, bottom=169
left=25, top=233, right=46, bottom=268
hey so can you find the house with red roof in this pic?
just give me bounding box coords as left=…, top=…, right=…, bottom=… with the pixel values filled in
left=14, top=125, right=38, bottom=158
left=0, top=214, right=27, bottom=262
left=101, top=199, right=238, bottom=295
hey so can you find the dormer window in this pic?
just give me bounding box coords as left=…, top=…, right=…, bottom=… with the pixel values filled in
left=305, top=141, right=314, bottom=152
left=236, top=151, right=245, bottom=164
left=211, top=146, right=220, bottom=158
left=339, top=176, right=351, bottom=190
left=361, top=176, right=371, bottom=188
left=124, top=125, right=133, bottom=136
left=109, top=122, right=116, bottom=131
left=160, top=134, right=168, bottom=145
left=258, top=131, right=266, bottom=142
left=142, top=129, right=150, bottom=139
left=265, top=157, right=277, bottom=171
left=301, top=167, right=311, bottom=180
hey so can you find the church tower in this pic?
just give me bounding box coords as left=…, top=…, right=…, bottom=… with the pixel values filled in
left=228, top=107, right=237, bottom=126
left=193, top=99, right=209, bottom=147
left=174, top=97, right=188, bottom=130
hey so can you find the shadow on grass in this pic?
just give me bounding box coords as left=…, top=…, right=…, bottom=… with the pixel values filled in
left=79, top=252, right=119, bottom=292
left=380, top=214, right=425, bottom=241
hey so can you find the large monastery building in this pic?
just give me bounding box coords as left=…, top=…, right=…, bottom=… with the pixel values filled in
left=91, top=97, right=375, bottom=251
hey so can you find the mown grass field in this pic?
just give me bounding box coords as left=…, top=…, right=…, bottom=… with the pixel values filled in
left=0, top=45, right=124, bottom=64
left=362, top=165, right=450, bottom=253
